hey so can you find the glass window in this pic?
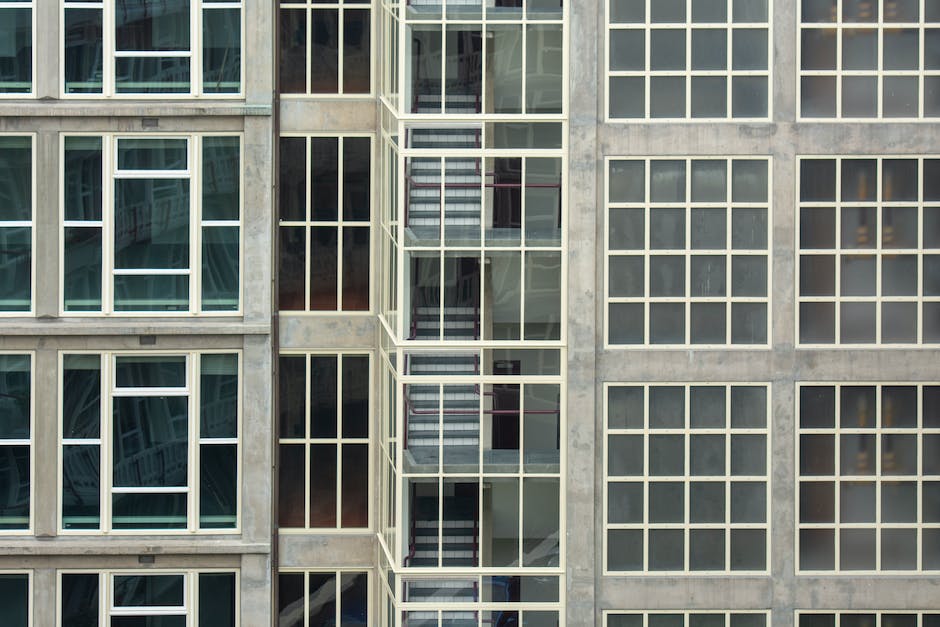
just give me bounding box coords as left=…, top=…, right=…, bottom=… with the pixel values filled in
left=800, top=1, right=939, bottom=118
left=60, top=570, right=236, bottom=627
left=279, top=135, right=371, bottom=312
left=608, top=612, right=770, bottom=627
left=278, top=353, right=370, bottom=530
left=0, top=136, right=31, bottom=313
left=62, top=134, right=241, bottom=315
left=606, top=384, right=770, bottom=573
left=608, top=0, right=770, bottom=119
left=279, top=0, right=372, bottom=95
left=278, top=570, right=368, bottom=627
left=0, top=2, right=32, bottom=95
left=63, top=0, right=242, bottom=97
left=607, top=158, right=771, bottom=347
left=0, top=572, right=29, bottom=627
left=798, top=384, right=940, bottom=572
left=0, top=354, right=30, bottom=533
left=61, top=352, right=239, bottom=533
left=798, top=157, right=940, bottom=345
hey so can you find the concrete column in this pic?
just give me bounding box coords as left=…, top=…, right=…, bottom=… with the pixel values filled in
left=34, top=131, right=59, bottom=319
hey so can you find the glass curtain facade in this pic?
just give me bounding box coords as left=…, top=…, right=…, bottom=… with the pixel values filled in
left=379, top=1, right=566, bottom=624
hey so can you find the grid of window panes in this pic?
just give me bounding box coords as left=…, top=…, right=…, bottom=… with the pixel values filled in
left=798, top=157, right=940, bottom=345
left=606, top=158, right=770, bottom=346
left=0, top=573, right=29, bottom=627
left=605, top=384, right=770, bottom=573
left=279, top=0, right=372, bottom=95
left=60, top=570, right=237, bottom=627
left=608, top=612, right=770, bottom=627
left=278, top=353, right=370, bottom=530
left=798, top=613, right=940, bottom=627
left=799, top=0, right=940, bottom=118
left=607, top=0, right=771, bottom=119
left=797, top=384, right=940, bottom=572
left=60, top=353, right=239, bottom=533
left=278, top=570, right=368, bottom=627
left=63, top=0, right=242, bottom=97
left=279, top=136, right=371, bottom=312
left=62, top=134, right=241, bottom=315
left=401, top=0, right=564, bottom=116
left=0, top=2, right=31, bottom=95
left=0, top=355, right=30, bottom=532
left=0, top=136, right=31, bottom=313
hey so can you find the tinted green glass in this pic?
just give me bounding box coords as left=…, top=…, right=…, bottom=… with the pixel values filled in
left=114, top=178, right=189, bottom=269
left=63, top=227, right=102, bottom=311
left=199, top=444, right=236, bottom=528
left=112, top=396, right=188, bottom=487
left=202, top=137, right=240, bottom=220
left=114, top=275, right=189, bottom=312
left=62, top=444, right=100, bottom=530
left=200, top=354, right=237, bottom=438
left=0, top=446, right=28, bottom=529
left=0, top=354, right=29, bottom=439
left=64, top=8, right=104, bottom=94
left=0, top=227, right=30, bottom=311
left=203, top=8, right=241, bottom=94
left=64, top=137, right=103, bottom=221
left=115, top=57, right=190, bottom=93
left=116, top=356, right=185, bottom=388
left=0, top=574, right=28, bottom=627
left=526, top=25, right=563, bottom=113
left=114, top=574, right=184, bottom=608
left=0, top=8, right=31, bottom=94
left=63, top=355, right=101, bottom=439
left=199, top=573, right=236, bottom=627
left=61, top=573, right=99, bottom=627
left=202, top=226, right=239, bottom=311
left=115, top=0, right=190, bottom=51
left=0, top=137, right=31, bottom=221
left=118, top=139, right=187, bottom=171
left=112, top=492, right=187, bottom=529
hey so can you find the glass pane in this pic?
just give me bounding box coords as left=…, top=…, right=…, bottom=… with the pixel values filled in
left=112, top=492, right=187, bottom=529
left=310, top=443, right=337, bottom=527
left=0, top=227, right=29, bottom=311
left=343, top=138, right=371, bottom=222
left=342, top=443, right=368, bottom=527
left=310, top=356, right=338, bottom=438
left=115, top=57, right=191, bottom=94
left=199, top=573, right=236, bottom=627
left=0, top=137, right=30, bottom=222
left=200, top=444, right=237, bottom=528
left=279, top=356, right=305, bottom=439
left=65, top=8, right=104, bottom=94
left=311, top=9, right=339, bottom=93
left=278, top=226, right=305, bottom=310
left=343, top=10, right=370, bottom=94
left=114, top=178, right=189, bottom=269
left=64, top=137, right=103, bottom=222
left=526, top=158, right=562, bottom=246
left=115, top=356, right=185, bottom=388
left=279, top=138, right=305, bottom=222
left=311, top=138, right=338, bottom=221
left=118, top=139, right=187, bottom=171
left=0, top=445, right=28, bottom=529
left=114, top=275, right=189, bottom=312
left=279, top=8, right=306, bottom=94
left=523, top=478, right=559, bottom=566
left=279, top=572, right=304, bottom=627
left=524, top=252, right=561, bottom=340
left=310, top=227, right=338, bottom=310
left=202, top=137, right=240, bottom=220
left=484, top=478, right=520, bottom=567
left=203, top=8, right=240, bottom=94
left=112, top=396, right=188, bottom=487
left=524, top=384, right=560, bottom=471
left=489, top=25, right=523, bottom=113
left=115, top=0, right=189, bottom=51
left=308, top=573, right=337, bottom=627
left=342, top=355, right=369, bottom=438
left=111, top=617, right=186, bottom=627
left=278, top=444, right=305, bottom=527
left=62, top=444, right=100, bottom=530
left=61, top=573, right=99, bottom=627
left=63, top=354, right=101, bottom=439
left=526, top=25, right=563, bottom=113
left=340, top=573, right=368, bottom=626
left=202, top=226, right=239, bottom=311
left=0, top=354, right=28, bottom=439
left=0, top=8, right=30, bottom=93
left=114, top=574, right=184, bottom=607
left=342, top=227, right=369, bottom=311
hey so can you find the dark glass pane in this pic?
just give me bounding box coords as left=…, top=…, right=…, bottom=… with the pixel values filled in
left=342, top=227, right=369, bottom=311
left=278, top=443, right=305, bottom=527
left=279, top=356, right=306, bottom=439
left=0, top=354, right=29, bottom=439
left=202, top=226, right=239, bottom=311
left=279, top=138, right=306, bottom=222
left=203, top=8, right=240, bottom=94
left=63, top=354, right=101, bottom=440
left=0, top=446, right=28, bottom=529
left=310, top=227, right=338, bottom=310
left=200, top=444, right=237, bottom=528
left=64, top=8, right=104, bottom=94
left=446, top=28, right=482, bottom=110
left=61, top=573, right=99, bottom=627
left=113, top=574, right=184, bottom=607
left=311, top=9, right=339, bottom=93
left=340, top=573, right=368, bottom=626
left=279, top=573, right=304, bottom=627
left=342, top=355, right=369, bottom=438
left=115, top=57, right=190, bottom=93
left=118, top=139, right=187, bottom=171
left=343, top=138, right=371, bottom=221
left=310, top=443, right=337, bottom=527
left=526, top=24, right=563, bottom=113
left=800, top=386, right=835, bottom=428
left=111, top=617, right=187, bottom=627
left=114, top=178, right=189, bottom=269
left=115, top=356, right=185, bottom=388
left=0, top=137, right=31, bottom=221
left=278, top=226, right=306, bottom=310
left=64, top=227, right=102, bottom=312
left=115, top=0, right=190, bottom=51
left=199, top=573, right=236, bottom=627
left=800, top=160, right=836, bottom=201
left=0, top=8, right=30, bottom=94
left=0, top=227, right=30, bottom=311
left=200, top=354, right=237, bottom=438
left=343, top=10, right=370, bottom=94
left=114, top=275, right=189, bottom=312
left=310, top=356, right=338, bottom=438
left=308, top=573, right=337, bottom=627
left=342, top=443, right=368, bottom=527
left=111, top=492, right=187, bottom=529
left=62, top=445, right=100, bottom=530
left=279, top=8, right=307, bottom=94
left=64, top=137, right=103, bottom=222
left=311, top=138, right=339, bottom=221
left=112, top=396, right=188, bottom=487
left=202, top=137, right=240, bottom=220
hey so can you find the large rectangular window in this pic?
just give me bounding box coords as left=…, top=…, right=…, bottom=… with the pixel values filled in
left=797, top=383, right=940, bottom=572
left=60, top=570, right=237, bottom=627
left=278, top=570, right=368, bottom=627
left=63, top=0, right=242, bottom=97
left=605, top=384, right=770, bottom=573
left=278, top=353, right=370, bottom=530
left=60, top=352, right=240, bottom=533
left=608, top=0, right=770, bottom=119
left=606, top=158, right=771, bottom=347
left=0, top=136, right=32, bottom=313
left=798, top=157, right=940, bottom=345
left=279, top=136, right=371, bottom=313
left=608, top=612, right=770, bottom=627
left=0, top=2, right=32, bottom=96
left=62, top=134, right=242, bottom=315
left=0, top=354, right=31, bottom=533
left=279, top=0, right=372, bottom=95
left=800, top=0, right=940, bottom=118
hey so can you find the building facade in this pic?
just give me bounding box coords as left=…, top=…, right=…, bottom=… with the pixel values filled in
left=0, top=0, right=938, bottom=626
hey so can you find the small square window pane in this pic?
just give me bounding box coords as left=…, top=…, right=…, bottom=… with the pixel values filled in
left=610, top=77, right=646, bottom=118
left=840, top=256, right=876, bottom=296
left=608, top=434, right=644, bottom=476
left=732, top=29, right=768, bottom=70
left=731, top=303, right=767, bottom=344
left=608, top=482, right=643, bottom=523
left=731, top=256, right=767, bottom=297
left=651, top=77, right=687, bottom=117
left=650, top=303, right=685, bottom=343
left=691, top=256, right=726, bottom=296
left=923, top=482, right=940, bottom=522
left=732, top=615, right=767, bottom=627
left=608, top=529, right=643, bottom=570
left=692, top=615, right=726, bottom=627
left=731, top=481, right=766, bottom=522
left=841, top=301, right=877, bottom=343
left=608, top=386, right=644, bottom=429
left=649, top=482, right=684, bottom=522
left=650, top=30, right=687, bottom=71
left=843, top=0, right=877, bottom=21
left=691, top=434, right=726, bottom=475
left=886, top=0, right=919, bottom=20
left=649, top=434, right=685, bottom=475
left=882, top=482, right=917, bottom=522
left=609, top=162, right=645, bottom=203
left=730, top=528, right=766, bottom=570
left=609, top=303, right=644, bottom=344
left=840, top=481, right=876, bottom=522
left=609, top=256, right=645, bottom=297
left=800, top=255, right=836, bottom=296
left=883, top=30, right=920, bottom=70
left=840, top=529, right=877, bottom=570
left=802, top=29, right=837, bottom=70
left=692, top=77, right=728, bottom=117
left=842, top=29, right=878, bottom=70
left=840, top=434, right=877, bottom=475
left=840, top=207, right=877, bottom=247
left=883, top=77, right=919, bottom=117
left=691, top=481, right=726, bottom=522
left=882, top=386, right=918, bottom=428
left=691, top=161, right=727, bottom=202
left=800, top=529, right=835, bottom=569
left=692, top=208, right=727, bottom=249
left=691, top=302, right=728, bottom=344
left=691, top=386, right=725, bottom=428
left=731, top=434, right=766, bottom=475
left=801, top=160, right=838, bottom=201
left=800, top=208, right=836, bottom=248
left=651, top=0, right=686, bottom=22
left=925, top=529, right=940, bottom=569
left=690, top=529, right=726, bottom=570
left=692, top=30, right=728, bottom=70
left=882, top=529, right=918, bottom=569
left=803, top=0, right=837, bottom=22
left=609, top=209, right=645, bottom=249
left=882, top=255, right=917, bottom=296
left=800, top=302, right=836, bottom=343
left=732, top=161, right=769, bottom=203
left=923, top=255, right=940, bottom=295
left=610, top=617, right=643, bottom=627
left=649, top=529, right=685, bottom=570
left=734, top=0, right=768, bottom=21
left=801, top=76, right=837, bottom=117
left=650, top=209, right=686, bottom=248
left=610, top=30, right=646, bottom=71
left=650, top=161, right=687, bottom=202
left=842, top=77, right=878, bottom=117
left=924, top=302, right=940, bottom=342
left=650, top=386, right=685, bottom=428
left=731, top=386, right=766, bottom=427
left=800, top=386, right=836, bottom=428
left=692, top=0, right=727, bottom=21
left=882, top=206, right=918, bottom=246
left=650, top=256, right=686, bottom=296
left=731, top=76, right=768, bottom=117
left=926, top=29, right=940, bottom=69
left=651, top=615, right=685, bottom=627
left=800, top=481, right=835, bottom=522
left=926, top=77, right=940, bottom=116
left=610, top=0, right=645, bottom=23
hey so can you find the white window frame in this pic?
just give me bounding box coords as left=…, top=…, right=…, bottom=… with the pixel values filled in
left=605, top=611, right=772, bottom=627
left=796, top=155, right=940, bottom=347
left=278, top=134, right=374, bottom=315
left=57, top=350, right=242, bottom=535
left=278, top=0, right=376, bottom=98
left=795, top=612, right=940, bottom=627
left=0, top=570, right=32, bottom=627
left=0, top=1, right=36, bottom=99
left=56, top=569, right=239, bottom=627
left=277, top=569, right=370, bottom=627
left=0, top=133, right=35, bottom=316
left=0, top=352, right=34, bottom=535
left=59, top=133, right=244, bottom=317
left=603, top=382, right=772, bottom=575
left=59, top=0, right=245, bottom=99
left=797, top=0, right=940, bottom=120
left=795, top=382, right=940, bottom=574
left=278, top=351, right=373, bottom=532
left=604, top=156, right=773, bottom=349
left=605, top=0, right=773, bottom=121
